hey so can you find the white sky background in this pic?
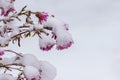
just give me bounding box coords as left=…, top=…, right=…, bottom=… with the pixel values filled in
left=6, top=0, right=120, bottom=80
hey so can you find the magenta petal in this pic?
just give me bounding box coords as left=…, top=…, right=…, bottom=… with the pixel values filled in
left=57, top=41, right=73, bottom=50
left=4, top=8, right=15, bottom=16
left=40, top=44, right=55, bottom=51
left=0, top=51, right=4, bottom=56
left=38, top=12, right=48, bottom=24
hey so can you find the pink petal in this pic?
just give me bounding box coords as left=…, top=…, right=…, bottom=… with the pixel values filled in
left=4, top=8, right=14, bottom=16
left=57, top=41, right=73, bottom=50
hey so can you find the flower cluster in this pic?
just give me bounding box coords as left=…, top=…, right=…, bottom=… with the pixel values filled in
left=0, top=0, right=73, bottom=80
left=0, top=0, right=73, bottom=50
left=0, top=51, right=56, bottom=80
left=39, top=16, right=74, bottom=51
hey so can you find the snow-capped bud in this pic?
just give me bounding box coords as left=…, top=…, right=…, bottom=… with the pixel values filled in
left=36, top=12, right=48, bottom=24
left=38, top=61, right=56, bottom=80
left=0, top=0, right=15, bottom=16
left=56, top=30, right=73, bottom=50
left=43, top=16, right=69, bottom=31
left=23, top=66, right=41, bottom=80
left=43, top=16, right=73, bottom=50
left=39, top=33, right=55, bottom=51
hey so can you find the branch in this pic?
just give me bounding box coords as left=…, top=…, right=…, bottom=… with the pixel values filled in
left=4, top=50, right=23, bottom=57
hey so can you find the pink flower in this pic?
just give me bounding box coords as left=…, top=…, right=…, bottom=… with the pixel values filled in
left=37, top=61, right=57, bottom=80
left=40, top=44, right=55, bottom=51
left=39, top=34, right=55, bottom=51
left=0, top=49, right=4, bottom=56
left=0, top=0, right=15, bottom=16
left=55, top=30, right=74, bottom=50
left=24, top=66, right=41, bottom=80
left=42, top=16, right=74, bottom=50
left=57, top=41, right=73, bottom=50
left=36, top=12, right=48, bottom=24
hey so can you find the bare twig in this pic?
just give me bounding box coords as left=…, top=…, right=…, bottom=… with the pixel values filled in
left=4, top=50, right=23, bottom=57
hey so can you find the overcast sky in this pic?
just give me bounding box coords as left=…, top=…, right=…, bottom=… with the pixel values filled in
left=7, top=0, right=120, bottom=80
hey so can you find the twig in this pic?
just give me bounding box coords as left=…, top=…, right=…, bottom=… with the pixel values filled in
left=4, top=50, right=23, bottom=57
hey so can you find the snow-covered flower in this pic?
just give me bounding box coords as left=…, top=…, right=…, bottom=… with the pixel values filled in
left=36, top=12, right=48, bottom=24
left=38, top=61, right=56, bottom=80
left=39, top=33, right=55, bottom=51
left=23, top=66, right=41, bottom=80
left=43, top=16, right=69, bottom=31
left=22, top=59, right=56, bottom=80
left=0, top=0, right=15, bottom=16
left=55, top=30, right=73, bottom=50
left=1, top=54, right=57, bottom=80
left=43, top=16, right=73, bottom=50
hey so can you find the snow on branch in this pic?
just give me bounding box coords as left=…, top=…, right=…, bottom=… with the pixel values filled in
left=0, top=0, right=73, bottom=80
